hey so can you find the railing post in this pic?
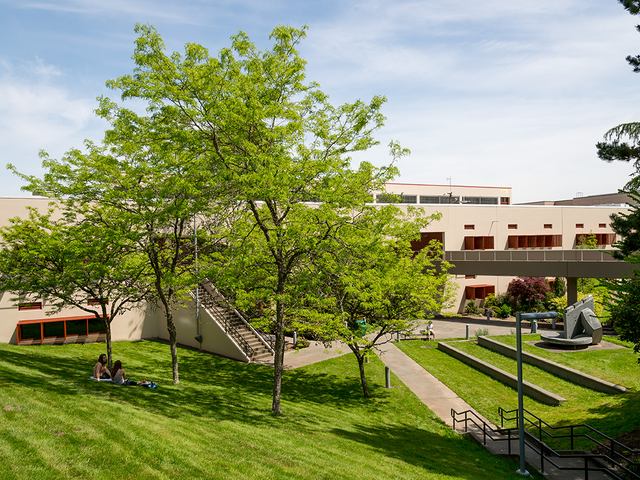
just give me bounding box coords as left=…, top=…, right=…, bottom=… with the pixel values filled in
left=540, top=443, right=544, bottom=474
left=508, top=429, right=511, bottom=455
left=483, top=422, right=486, bottom=445
left=571, top=425, right=574, bottom=450
left=385, top=366, right=390, bottom=388
left=585, top=455, right=589, bottom=480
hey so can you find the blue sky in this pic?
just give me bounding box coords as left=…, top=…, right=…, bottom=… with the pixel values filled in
left=0, top=0, right=638, bottom=203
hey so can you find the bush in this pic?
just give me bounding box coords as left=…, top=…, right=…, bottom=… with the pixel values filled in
left=507, top=276, right=550, bottom=308
left=494, top=305, right=512, bottom=318
left=474, top=327, right=489, bottom=337
left=465, top=301, right=481, bottom=315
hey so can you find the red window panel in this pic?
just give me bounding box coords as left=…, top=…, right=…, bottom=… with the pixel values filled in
left=464, top=236, right=494, bottom=250
left=508, top=224, right=517, bottom=229
left=465, top=285, right=495, bottom=300
left=544, top=224, right=552, bottom=229
left=18, top=302, right=43, bottom=311
left=464, top=225, right=475, bottom=230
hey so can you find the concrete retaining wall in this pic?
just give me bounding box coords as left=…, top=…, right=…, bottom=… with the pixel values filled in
left=437, top=341, right=566, bottom=405
left=477, top=336, right=627, bottom=394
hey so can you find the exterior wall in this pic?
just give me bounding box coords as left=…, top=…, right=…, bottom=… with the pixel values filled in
left=0, top=194, right=630, bottom=342
left=408, top=203, right=629, bottom=313
left=156, top=301, right=249, bottom=362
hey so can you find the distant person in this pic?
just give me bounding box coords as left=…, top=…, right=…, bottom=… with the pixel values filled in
left=110, top=360, right=137, bottom=386
left=425, top=321, right=436, bottom=342
left=93, top=354, right=111, bottom=381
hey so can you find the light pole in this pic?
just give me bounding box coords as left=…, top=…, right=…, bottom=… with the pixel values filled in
left=515, top=311, right=558, bottom=476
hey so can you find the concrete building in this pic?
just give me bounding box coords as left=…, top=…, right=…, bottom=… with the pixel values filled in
left=0, top=185, right=632, bottom=353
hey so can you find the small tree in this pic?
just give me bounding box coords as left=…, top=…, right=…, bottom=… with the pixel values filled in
left=0, top=207, right=149, bottom=366
left=309, top=206, right=455, bottom=398
left=507, top=276, right=550, bottom=310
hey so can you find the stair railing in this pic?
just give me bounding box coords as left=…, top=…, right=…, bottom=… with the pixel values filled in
left=200, top=280, right=275, bottom=356
left=451, top=407, right=640, bottom=479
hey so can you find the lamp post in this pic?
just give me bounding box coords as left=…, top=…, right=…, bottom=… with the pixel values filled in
left=514, top=311, right=557, bottom=476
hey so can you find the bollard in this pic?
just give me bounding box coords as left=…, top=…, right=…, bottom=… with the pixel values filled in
left=487, top=309, right=491, bottom=324
left=531, top=320, right=537, bottom=334
left=466, top=324, right=470, bottom=340
left=396, top=332, right=400, bottom=342
left=293, top=331, right=297, bottom=346
left=552, top=317, right=556, bottom=330
left=385, top=366, right=391, bottom=388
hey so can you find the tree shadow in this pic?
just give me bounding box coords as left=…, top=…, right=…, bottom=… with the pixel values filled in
left=328, top=423, right=522, bottom=479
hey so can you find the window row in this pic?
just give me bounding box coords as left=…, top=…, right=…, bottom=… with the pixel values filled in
left=17, top=316, right=106, bottom=345
left=375, top=194, right=508, bottom=205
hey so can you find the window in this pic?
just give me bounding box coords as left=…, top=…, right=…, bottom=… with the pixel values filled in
left=88, top=298, right=108, bottom=306
left=464, top=236, right=494, bottom=250
left=544, top=224, right=552, bottom=229
left=465, top=285, right=495, bottom=300
left=401, top=195, right=417, bottom=204
left=575, top=233, right=616, bottom=246
left=462, top=196, right=499, bottom=205
left=599, top=223, right=606, bottom=229
left=18, top=302, right=42, bottom=311
left=508, top=235, right=562, bottom=248
left=465, top=275, right=476, bottom=280
left=508, top=224, right=517, bottom=230
left=500, top=197, right=510, bottom=205
left=410, top=232, right=444, bottom=253
left=420, top=195, right=460, bottom=204
left=576, top=223, right=584, bottom=229
left=17, top=316, right=107, bottom=345
left=464, top=225, right=475, bottom=230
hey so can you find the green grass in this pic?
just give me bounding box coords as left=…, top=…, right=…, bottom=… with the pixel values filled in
left=397, top=336, right=640, bottom=450
left=0, top=340, right=529, bottom=479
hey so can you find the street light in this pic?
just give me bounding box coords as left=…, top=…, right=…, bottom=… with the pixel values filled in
left=514, top=311, right=558, bottom=476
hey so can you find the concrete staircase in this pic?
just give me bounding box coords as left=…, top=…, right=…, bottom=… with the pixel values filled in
left=197, top=282, right=274, bottom=363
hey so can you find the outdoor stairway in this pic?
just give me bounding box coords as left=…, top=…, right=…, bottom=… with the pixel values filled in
left=196, top=282, right=274, bottom=363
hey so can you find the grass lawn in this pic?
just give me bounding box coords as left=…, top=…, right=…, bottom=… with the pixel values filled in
left=0, top=339, right=529, bottom=479
left=397, top=336, right=640, bottom=450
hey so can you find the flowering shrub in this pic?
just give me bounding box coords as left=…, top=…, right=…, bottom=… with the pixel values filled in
left=507, top=276, right=551, bottom=309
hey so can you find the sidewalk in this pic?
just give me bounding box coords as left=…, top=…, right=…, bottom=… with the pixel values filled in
left=377, top=336, right=611, bottom=479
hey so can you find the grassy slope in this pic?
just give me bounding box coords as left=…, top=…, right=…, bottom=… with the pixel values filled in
left=397, top=336, right=640, bottom=449
left=0, top=340, right=526, bottom=480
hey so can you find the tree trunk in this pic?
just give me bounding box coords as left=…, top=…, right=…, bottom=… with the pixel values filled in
left=356, top=350, right=370, bottom=398
left=271, top=298, right=285, bottom=415
left=105, top=320, right=113, bottom=369
left=166, top=310, right=180, bottom=385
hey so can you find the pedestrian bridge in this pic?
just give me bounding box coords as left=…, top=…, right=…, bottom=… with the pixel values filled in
left=440, top=249, right=634, bottom=305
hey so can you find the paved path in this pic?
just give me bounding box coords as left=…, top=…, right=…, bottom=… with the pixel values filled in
left=273, top=318, right=614, bottom=478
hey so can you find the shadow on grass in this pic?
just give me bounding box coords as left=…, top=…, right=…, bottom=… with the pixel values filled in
left=329, top=423, right=521, bottom=479
left=0, top=341, right=391, bottom=425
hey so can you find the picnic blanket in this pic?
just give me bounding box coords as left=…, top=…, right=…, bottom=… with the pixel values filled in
left=89, top=377, right=113, bottom=382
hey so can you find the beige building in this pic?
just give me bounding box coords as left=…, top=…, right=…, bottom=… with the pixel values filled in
left=0, top=186, right=631, bottom=352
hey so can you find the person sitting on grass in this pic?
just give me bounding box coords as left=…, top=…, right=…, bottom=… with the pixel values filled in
left=110, top=360, right=137, bottom=386
left=93, top=354, right=111, bottom=381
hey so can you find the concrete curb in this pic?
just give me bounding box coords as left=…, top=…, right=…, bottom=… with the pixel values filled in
left=437, top=341, right=566, bottom=405
left=477, top=336, right=628, bottom=394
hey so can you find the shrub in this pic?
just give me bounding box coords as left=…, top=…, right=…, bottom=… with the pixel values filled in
left=494, top=305, right=512, bottom=318
left=507, top=276, right=550, bottom=308
left=465, top=301, right=481, bottom=315
left=475, top=327, right=489, bottom=337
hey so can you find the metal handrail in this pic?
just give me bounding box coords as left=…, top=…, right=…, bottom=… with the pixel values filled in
left=499, top=406, right=639, bottom=466
left=451, top=408, right=640, bottom=479
left=201, top=280, right=275, bottom=355
left=195, top=288, right=255, bottom=359
left=444, top=249, right=623, bottom=263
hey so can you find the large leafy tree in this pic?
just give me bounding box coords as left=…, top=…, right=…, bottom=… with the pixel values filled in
left=596, top=1, right=640, bottom=188
left=0, top=206, right=149, bottom=367
left=309, top=206, right=455, bottom=398
left=10, top=130, right=214, bottom=385
left=92, top=24, right=402, bottom=414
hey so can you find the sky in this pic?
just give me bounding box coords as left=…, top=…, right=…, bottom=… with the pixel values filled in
left=0, top=0, right=639, bottom=203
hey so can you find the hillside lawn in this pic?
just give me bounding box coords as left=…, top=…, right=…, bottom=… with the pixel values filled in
left=397, top=334, right=640, bottom=451
left=0, top=339, right=533, bottom=480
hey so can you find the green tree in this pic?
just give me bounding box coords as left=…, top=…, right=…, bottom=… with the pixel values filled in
left=10, top=140, right=214, bottom=386
left=310, top=206, right=455, bottom=397
left=0, top=206, right=149, bottom=367
left=91, top=23, right=402, bottom=413
left=596, top=1, right=640, bottom=188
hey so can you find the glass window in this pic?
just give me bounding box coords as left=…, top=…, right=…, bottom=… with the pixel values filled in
left=43, top=321, right=65, bottom=338
left=88, top=318, right=106, bottom=334
left=20, top=324, right=41, bottom=340
left=66, top=319, right=88, bottom=336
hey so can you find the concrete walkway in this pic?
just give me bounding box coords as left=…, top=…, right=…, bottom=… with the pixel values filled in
left=376, top=329, right=612, bottom=479
left=271, top=318, right=615, bottom=478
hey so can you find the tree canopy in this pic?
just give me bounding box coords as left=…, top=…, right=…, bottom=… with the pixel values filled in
left=596, top=1, right=640, bottom=188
